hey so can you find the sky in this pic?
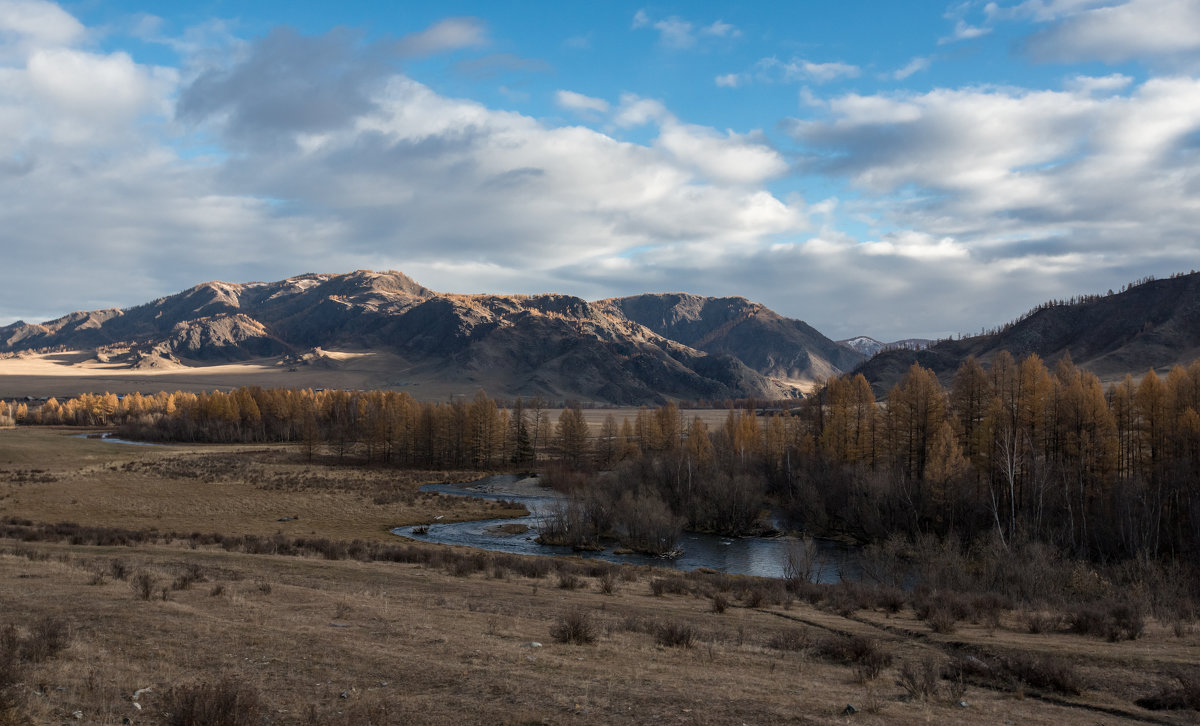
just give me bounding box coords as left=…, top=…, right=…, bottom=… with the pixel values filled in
left=2, top=0, right=1199, bottom=340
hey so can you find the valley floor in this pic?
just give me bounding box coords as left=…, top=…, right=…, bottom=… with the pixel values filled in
left=0, top=428, right=1196, bottom=725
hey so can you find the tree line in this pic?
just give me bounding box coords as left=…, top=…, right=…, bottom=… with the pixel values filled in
left=12, top=352, right=1200, bottom=567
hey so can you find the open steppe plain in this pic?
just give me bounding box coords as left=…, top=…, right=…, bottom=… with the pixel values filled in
left=0, top=428, right=1196, bottom=725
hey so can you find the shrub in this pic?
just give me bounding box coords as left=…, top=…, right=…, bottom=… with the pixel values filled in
left=597, top=571, right=617, bottom=595
left=927, top=607, right=958, bottom=634
left=556, top=572, right=583, bottom=591
left=813, top=634, right=891, bottom=681
left=1136, top=668, right=1200, bottom=711
left=109, top=558, right=129, bottom=580
left=655, top=621, right=696, bottom=648
left=765, top=629, right=808, bottom=652
left=131, top=572, right=156, bottom=601
left=163, top=677, right=265, bottom=726
left=1026, top=612, right=1058, bottom=634
left=898, top=656, right=941, bottom=701
left=710, top=593, right=728, bottom=614
left=1004, top=654, right=1084, bottom=695
left=22, top=616, right=69, bottom=663
left=551, top=610, right=596, bottom=645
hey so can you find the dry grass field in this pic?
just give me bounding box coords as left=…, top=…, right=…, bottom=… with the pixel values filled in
left=0, top=427, right=1197, bottom=725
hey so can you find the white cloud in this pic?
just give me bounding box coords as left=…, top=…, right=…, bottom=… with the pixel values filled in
left=394, top=17, right=487, bottom=56
left=715, top=73, right=742, bottom=88
left=891, top=56, right=932, bottom=80
left=0, top=10, right=809, bottom=325
left=758, top=57, right=860, bottom=83
left=632, top=10, right=739, bottom=49
left=1065, top=73, right=1133, bottom=93
left=555, top=89, right=609, bottom=114
left=861, top=232, right=970, bottom=260
left=613, top=93, right=671, bottom=127
left=0, top=0, right=82, bottom=51
left=939, top=19, right=993, bottom=44
left=656, top=123, right=789, bottom=185
left=1022, top=0, right=1200, bottom=62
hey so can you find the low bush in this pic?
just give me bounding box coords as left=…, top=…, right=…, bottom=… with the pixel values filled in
left=1004, top=653, right=1084, bottom=695
left=162, top=677, right=266, bottom=726
left=654, top=621, right=696, bottom=648
left=556, top=572, right=583, bottom=590
left=1136, top=668, right=1200, bottom=711
left=710, top=592, right=728, bottom=614
left=131, top=572, right=157, bottom=601
left=813, top=634, right=891, bottom=681
left=765, top=628, right=808, bottom=652
left=898, top=656, right=941, bottom=701
left=550, top=610, right=596, bottom=645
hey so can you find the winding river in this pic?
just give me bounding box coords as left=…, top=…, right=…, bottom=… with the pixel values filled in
left=392, top=475, right=862, bottom=582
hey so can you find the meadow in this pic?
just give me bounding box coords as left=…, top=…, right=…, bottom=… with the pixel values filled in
left=0, top=428, right=1196, bottom=725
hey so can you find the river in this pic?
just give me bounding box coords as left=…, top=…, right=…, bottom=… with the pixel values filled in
left=391, top=474, right=862, bottom=582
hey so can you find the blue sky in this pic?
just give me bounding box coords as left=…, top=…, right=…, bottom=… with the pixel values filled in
left=3, top=1, right=1200, bottom=340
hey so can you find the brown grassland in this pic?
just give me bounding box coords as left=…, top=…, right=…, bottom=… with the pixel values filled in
left=0, top=427, right=1197, bottom=725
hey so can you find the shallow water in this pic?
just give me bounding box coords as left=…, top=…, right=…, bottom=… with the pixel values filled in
left=392, top=475, right=862, bottom=581
left=72, top=433, right=164, bottom=446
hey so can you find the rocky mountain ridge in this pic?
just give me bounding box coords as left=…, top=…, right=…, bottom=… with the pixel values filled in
left=0, top=271, right=862, bottom=404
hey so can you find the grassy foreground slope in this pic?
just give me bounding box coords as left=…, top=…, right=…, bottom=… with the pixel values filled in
left=0, top=429, right=1197, bottom=725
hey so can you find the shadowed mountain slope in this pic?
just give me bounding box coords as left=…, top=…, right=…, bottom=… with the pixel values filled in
left=604, top=293, right=863, bottom=389
left=856, top=272, right=1200, bottom=394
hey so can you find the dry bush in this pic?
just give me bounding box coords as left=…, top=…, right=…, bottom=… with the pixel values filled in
left=765, top=628, right=809, bottom=652
left=130, top=572, right=156, bottom=600
left=1136, top=668, right=1200, bottom=712
left=21, top=616, right=69, bottom=663
left=926, top=607, right=958, bottom=634
left=1025, top=612, right=1059, bottom=634
left=109, top=558, right=129, bottom=580
left=898, top=655, right=941, bottom=701
left=1003, top=653, right=1084, bottom=695
left=556, top=572, right=583, bottom=590
left=874, top=586, right=906, bottom=614
left=171, top=563, right=206, bottom=591
left=162, top=677, right=266, bottom=726
left=1068, top=600, right=1144, bottom=641
left=649, top=577, right=689, bottom=597
left=654, top=620, right=696, bottom=648
left=597, top=571, right=617, bottom=595
left=813, top=634, right=891, bottom=681
left=710, top=592, right=728, bottom=614
left=550, top=610, right=596, bottom=645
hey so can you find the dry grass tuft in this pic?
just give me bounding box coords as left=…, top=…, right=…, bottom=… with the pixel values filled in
left=162, top=677, right=265, bottom=726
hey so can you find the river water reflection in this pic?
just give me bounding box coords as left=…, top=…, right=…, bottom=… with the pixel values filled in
left=391, top=475, right=861, bottom=582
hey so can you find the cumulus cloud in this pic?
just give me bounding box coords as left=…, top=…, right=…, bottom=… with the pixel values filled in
left=1027, top=0, right=1200, bottom=62
left=782, top=75, right=1200, bottom=333
left=177, top=27, right=393, bottom=145
left=0, top=9, right=807, bottom=325
left=0, top=0, right=82, bottom=54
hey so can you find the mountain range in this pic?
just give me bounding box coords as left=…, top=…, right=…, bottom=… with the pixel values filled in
left=0, top=271, right=863, bottom=404
left=856, top=272, right=1200, bottom=394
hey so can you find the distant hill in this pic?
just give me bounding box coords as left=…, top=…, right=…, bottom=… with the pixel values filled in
left=856, top=272, right=1200, bottom=395
left=837, top=336, right=933, bottom=358
left=0, top=271, right=862, bottom=405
